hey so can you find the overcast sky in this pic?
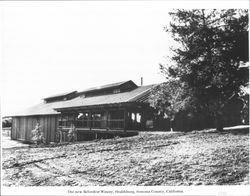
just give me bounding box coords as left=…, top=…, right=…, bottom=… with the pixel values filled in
left=0, top=1, right=248, bottom=116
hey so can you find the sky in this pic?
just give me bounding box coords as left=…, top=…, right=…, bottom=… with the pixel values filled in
left=0, top=1, right=248, bottom=116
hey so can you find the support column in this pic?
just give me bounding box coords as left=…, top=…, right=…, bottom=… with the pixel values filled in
left=73, top=113, right=77, bottom=126
left=106, top=110, right=109, bottom=130
left=123, top=109, right=128, bottom=132
left=140, top=111, right=145, bottom=131
left=88, top=111, right=92, bottom=130
left=127, top=112, right=131, bottom=130
left=60, top=129, right=63, bottom=143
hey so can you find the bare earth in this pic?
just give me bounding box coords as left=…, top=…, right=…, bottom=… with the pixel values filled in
left=2, top=128, right=249, bottom=186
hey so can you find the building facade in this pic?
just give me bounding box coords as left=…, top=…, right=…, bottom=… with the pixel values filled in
left=10, top=80, right=162, bottom=143
left=9, top=80, right=245, bottom=143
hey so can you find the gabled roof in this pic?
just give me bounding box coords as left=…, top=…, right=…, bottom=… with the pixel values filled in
left=43, top=91, right=77, bottom=100
left=55, top=84, right=155, bottom=111
left=9, top=81, right=157, bottom=117
left=78, top=80, right=137, bottom=94
left=9, top=101, right=65, bottom=117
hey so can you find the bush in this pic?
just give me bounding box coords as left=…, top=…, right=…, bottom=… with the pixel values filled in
left=2, top=118, right=12, bottom=128
left=31, top=123, right=45, bottom=145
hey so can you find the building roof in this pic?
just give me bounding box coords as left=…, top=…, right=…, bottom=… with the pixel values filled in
left=43, top=91, right=77, bottom=100
left=9, top=83, right=156, bottom=117
left=78, top=80, right=136, bottom=94
left=55, top=84, right=155, bottom=111
left=9, top=101, right=65, bottom=117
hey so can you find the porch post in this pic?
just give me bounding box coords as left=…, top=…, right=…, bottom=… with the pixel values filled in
left=88, top=111, right=92, bottom=130
left=140, top=111, right=145, bottom=131
left=123, top=109, right=128, bottom=132
left=106, top=110, right=109, bottom=130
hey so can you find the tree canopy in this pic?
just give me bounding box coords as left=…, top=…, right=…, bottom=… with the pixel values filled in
left=150, top=9, right=249, bottom=131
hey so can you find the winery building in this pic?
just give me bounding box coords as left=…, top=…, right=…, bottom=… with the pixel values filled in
left=9, top=80, right=245, bottom=143
left=10, top=80, right=163, bottom=143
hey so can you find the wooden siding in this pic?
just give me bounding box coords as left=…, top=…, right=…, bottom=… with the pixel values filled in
left=11, top=115, right=58, bottom=143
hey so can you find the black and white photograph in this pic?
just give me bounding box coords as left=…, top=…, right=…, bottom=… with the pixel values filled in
left=0, top=1, right=249, bottom=196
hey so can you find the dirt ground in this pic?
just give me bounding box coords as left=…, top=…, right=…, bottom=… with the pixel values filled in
left=2, top=128, right=249, bottom=186
left=2, top=135, right=29, bottom=149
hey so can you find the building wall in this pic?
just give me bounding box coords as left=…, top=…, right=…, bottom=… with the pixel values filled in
left=11, top=115, right=58, bottom=143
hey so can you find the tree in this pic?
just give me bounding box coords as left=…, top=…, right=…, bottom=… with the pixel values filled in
left=151, top=9, right=249, bottom=131
left=149, top=79, right=193, bottom=131
left=31, top=123, right=45, bottom=145
left=2, top=117, right=12, bottom=128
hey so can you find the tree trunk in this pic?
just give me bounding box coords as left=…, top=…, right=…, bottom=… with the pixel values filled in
left=215, top=112, right=224, bottom=132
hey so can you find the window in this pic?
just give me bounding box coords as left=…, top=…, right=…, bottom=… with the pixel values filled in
left=92, top=113, right=104, bottom=120
left=113, top=89, right=120, bottom=94
left=91, top=112, right=105, bottom=128
left=76, top=112, right=89, bottom=128
left=58, top=116, right=68, bottom=127
left=136, top=113, right=141, bottom=123
left=131, top=112, right=141, bottom=123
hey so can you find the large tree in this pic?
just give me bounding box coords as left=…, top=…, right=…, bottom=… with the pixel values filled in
left=150, top=9, right=249, bottom=131
left=149, top=79, right=193, bottom=131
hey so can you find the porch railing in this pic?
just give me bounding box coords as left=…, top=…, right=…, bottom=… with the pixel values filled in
left=108, top=119, right=124, bottom=129
left=64, top=119, right=124, bottom=129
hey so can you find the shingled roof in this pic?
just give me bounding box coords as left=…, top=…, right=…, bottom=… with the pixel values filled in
left=9, top=82, right=156, bottom=117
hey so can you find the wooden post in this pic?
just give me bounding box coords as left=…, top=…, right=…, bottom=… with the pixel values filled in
left=88, top=111, right=92, bottom=131
left=74, top=126, right=77, bottom=142
left=86, top=112, right=89, bottom=129
left=60, top=129, right=62, bottom=143
left=127, top=112, right=131, bottom=130
left=73, top=113, right=76, bottom=126
left=140, top=111, right=145, bottom=131
left=106, top=110, right=109, bottom=130
left=123, top=109, right=128, bottom=132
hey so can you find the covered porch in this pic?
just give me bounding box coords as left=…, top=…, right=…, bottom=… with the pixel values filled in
left=56, top=103, right=154, bottom=142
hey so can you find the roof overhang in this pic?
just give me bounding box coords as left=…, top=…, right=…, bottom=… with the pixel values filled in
left=7, top=113, right=60, bottom=118
left=54, top=102, right=149, bottom=113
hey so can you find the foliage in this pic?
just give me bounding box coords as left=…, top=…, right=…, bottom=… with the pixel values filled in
left=238, top=85, right=249, bottom=124
left=67, top=125, right=77, bottom=142
left=2, top=118, right=12, bottom=128
left=149, top=79, right=193, bottom=121
left=151, top=9, right=249, bottom=131
left=31, top=123, right=45, bottom=145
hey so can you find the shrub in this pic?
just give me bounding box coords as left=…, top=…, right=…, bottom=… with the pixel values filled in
left=31, top=123, right=45, bottom=145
